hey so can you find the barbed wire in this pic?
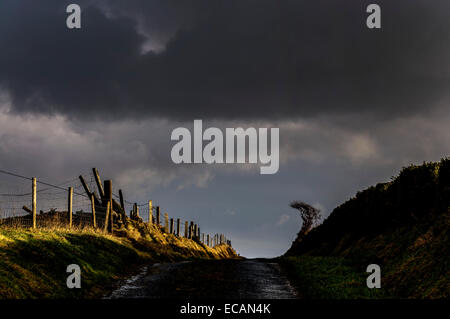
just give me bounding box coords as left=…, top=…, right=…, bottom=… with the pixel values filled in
left=0, top=168, right=89, bottom=198
left=0, top=168, right=231, bottom=246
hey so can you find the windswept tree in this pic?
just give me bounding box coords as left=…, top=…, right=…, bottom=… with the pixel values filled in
left=290, top=201, right=322, bottom=241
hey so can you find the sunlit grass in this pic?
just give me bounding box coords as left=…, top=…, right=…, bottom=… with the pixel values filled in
left=0, top=220, right=237, bottom=298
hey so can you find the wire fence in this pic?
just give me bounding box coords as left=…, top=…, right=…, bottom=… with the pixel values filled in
left=0, top=168, right=232, bottom=248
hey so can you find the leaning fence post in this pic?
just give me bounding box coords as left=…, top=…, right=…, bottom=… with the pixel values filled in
left=68, top=187, right=73, bottom=228
left=90, top=194, right=96, bottom=228
left=93, top=168, right=105, bottom=199
left=148, top=200, right=153, bottom=224
left=32, top=177, right=37, bottom=229
left=176, top=218, right=180, bottom=237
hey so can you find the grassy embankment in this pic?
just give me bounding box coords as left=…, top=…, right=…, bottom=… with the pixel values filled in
left=0, top=219, right=238, bottom=298
left=281, top=159, right=450, bottom=299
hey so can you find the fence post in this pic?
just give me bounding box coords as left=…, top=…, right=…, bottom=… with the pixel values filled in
left=148, top=200, right=153, bottom=224
left=164, top=213, right=169, bottom=233
left=202, top=233, right=205, bottom=244
left=104, top=180, right=113, bottom=232
left=68, top=187, right=73, bottom=228
left=93, top=168, right=105, bottom=199
left=184, top=221, right=188, bottom=237
left=118, top=189, right=125, bottom=210
left=156, top=206, right=160, bottom=225
left=194, top=224, right=198, bottom=240
left=189, top=222, right=193, bottom=239
left=90, top=194, right=97, bottom=228
left=207, top=234, right=210, bottom=247
left=170, top=218, right=174, bottom=234
left=104, top=201, right=110, bottom=232
left=176, top=218, right=180, bottom=236
left=132, top=203, right=136, bottom=219
left=32, top=177, right=36, bottom=229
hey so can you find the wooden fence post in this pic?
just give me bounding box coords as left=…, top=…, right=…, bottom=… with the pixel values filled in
left=194, top=224, right=198, bottom=240
left=170, top=218, right=174, bottom=234
left=93, top=168, right=105, bottom=199
left=148, top=200, right=153, bottom=224
left=103, top=201, right=110, bottom=232
left=90, top=194, right=96, bottom=228
left=189, top=222, right=193, bottom=239
left=68, top=187, right=73, bottom=228
left=202, top=233, right=205, bottom=244
left=104, top=180, right=113, bottom=232
left=32, top=177, right=36, bottom=229
left=156, top=206, right=160, bottom=225
left=207, top=234, right=210, bottom=247
left=176, top=218, right=180, bottom=237
left=118, top=189, right=125, bottom=211
left=164, top=213, right=169, bottom=233
left=184, top=221, right=188, bottom=237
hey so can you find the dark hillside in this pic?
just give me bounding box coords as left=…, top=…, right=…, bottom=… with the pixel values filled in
left=285, top=158, right=450, bottom=298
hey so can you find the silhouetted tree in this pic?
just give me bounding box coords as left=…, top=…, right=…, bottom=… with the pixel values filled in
left=290, top=201, right=321, bottom=241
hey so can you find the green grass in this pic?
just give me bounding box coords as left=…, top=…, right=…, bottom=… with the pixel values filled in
left=0, top=221, right=238, bottom=298
left=279, top=256, right=389, bottom=299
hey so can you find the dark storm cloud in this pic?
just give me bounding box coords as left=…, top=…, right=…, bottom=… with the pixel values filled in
left=0, top=0, right=449, bottom=120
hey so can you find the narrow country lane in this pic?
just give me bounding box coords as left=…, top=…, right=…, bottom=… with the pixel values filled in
left=107, top=259, right=298, bottom=299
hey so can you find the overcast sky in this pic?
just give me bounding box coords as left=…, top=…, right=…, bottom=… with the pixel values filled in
left=0, top=0, right=449, bottom=257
